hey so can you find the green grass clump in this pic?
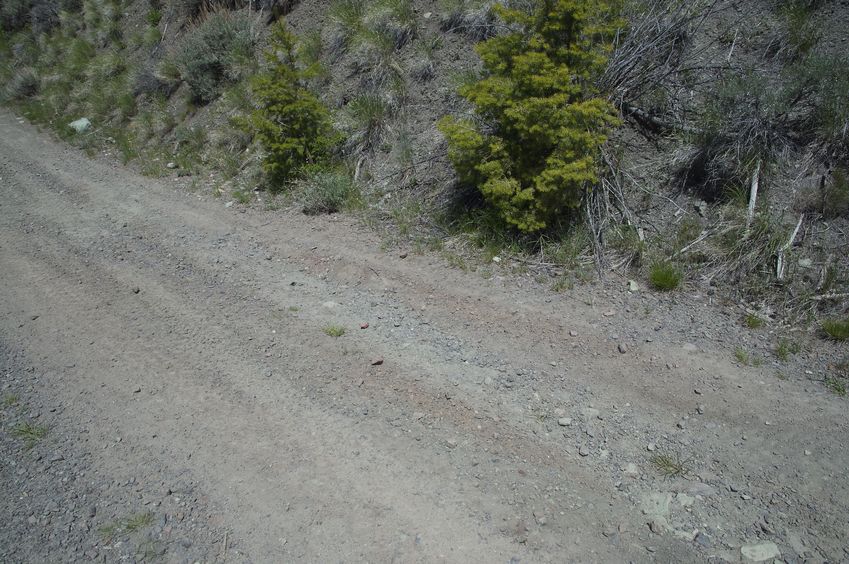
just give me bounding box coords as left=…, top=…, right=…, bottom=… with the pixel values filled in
left=11, top=422, right=48, bottom=448
left=744, top=313, right=764, bottom=329
left=299, top=169, right=361, bottom=215
left=2, top=394, right=19, bottom=407
left=775, top=339, right=801, bottom=362
left=323, top=325, right=346, bottom=337
left=649, top=452, right=689, bottom=477
left=99, top=512, right=154, bottom=541
left=649, top=262, right=682, bottom=291
left=168, top=11, right=259, bottom=104
left=822, top=318, right=849, bottom=341
left=825, top=377, right=847, bottom=397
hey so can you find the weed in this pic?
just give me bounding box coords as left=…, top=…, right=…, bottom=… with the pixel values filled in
left=146, top=8, right=162, bottom=26
left=734, top=347, right=750, bottom=365
left=99, top=512, right=154, bottom=541
left=649, top=262, right=682, bottom=291
left=649, top=452, right=689, bottom=477
left=775, top=339, right=800, bottom=362
left=344, top=94, right=391, bottom=154
left=825, top=377, right=846, bottom=397
left=288, top=306, right=300, bottom=312
left=2, top=394, right=19, bottom=407
left=744, top=313, right=764, bottom=329
left=298, top=169, right=361, bottom=215
left=232, top=189, right=251, bottom=204
left=441, top=250, right=469, bottom=271
left=552, top=276, right=574, bottom=293
left=323, top=325, right=346, bottom=337
left=3, top=66, right=39, bottom=101
left=822, top=318, right=849, bottom=341
left=11, top=422, right=48, bottom=448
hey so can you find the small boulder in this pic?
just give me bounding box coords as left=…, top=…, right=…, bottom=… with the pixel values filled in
left=68, top=117, right=91, bottom=133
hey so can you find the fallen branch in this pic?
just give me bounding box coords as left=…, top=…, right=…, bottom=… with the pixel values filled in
left=668, top=228, right=713, bottom=260
left=746, top=160, right=761, bottom=230
left=810, top=292, right=849, bottom=302
left=776, top=213, right=804, bottom=281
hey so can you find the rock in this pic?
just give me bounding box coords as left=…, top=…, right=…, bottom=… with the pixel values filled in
left=676, top=493, right=695, bottom=507
left=687, top=482, right=717, bottom=497
left=578, top=445, right=590, bottom=457
left=399, top=252, right=408, bottom=259
left=569, top=330, right=578, bottom=337
left=132, top=286, right=140, bottom=294
left=133, top=386, right=142, bottom=393
left=740, top=542, right=781, bottom=562
left=697, top=405, right=705, bottom=414
left=622, top=463, right=639, bottom=477
left=640, top=492, right=672, bottom=517
left=370, top=357, right=384, bottom=366
left=695, top=200, right=708, bottom=217
left=694, top=531, right=712, bottom=548
left=360, top=322, right=369, bottom=329
left=68, top=118, right=91, bottom=133
left=648, top=517, right=668, bottom=534
left=647, top=443, right=656, bottom=452
left=582, top=407, right=600, bottom=419
left=628, top=280, right=639, bottom=292
left=557, top=417, right=572, bottom=427
left=492, top=256, right=501, bottom=263
left=446, top=439, right=458, bottom=449
left=166, top=162, right=177, bottom=169
left=618, top=343, right=628, bottom=354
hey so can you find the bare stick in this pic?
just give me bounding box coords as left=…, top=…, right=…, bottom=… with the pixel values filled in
left=776, top=214, right=804, bottom=281
left=669, top=228, right=712, bottom=260
left=746, top=160, right=761, bottom=230
left=811, top=293, right=849, bottom=302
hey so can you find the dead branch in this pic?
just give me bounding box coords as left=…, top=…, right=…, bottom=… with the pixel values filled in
left=776, top=213, right=804, bottom=281
left=746, top=160, right=761, bottom=230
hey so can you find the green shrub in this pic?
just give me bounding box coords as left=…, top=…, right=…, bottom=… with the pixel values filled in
left=822, top=318, right=849, bottom=341
left=649, top=261, right=682, bottom=291
left=299, top=169, right=360, bottom=214
left=438, top=1, right=622, bottom=232
left=246, top=19, right=338, bottom=187
left=169, top=10, right=259, bottom=103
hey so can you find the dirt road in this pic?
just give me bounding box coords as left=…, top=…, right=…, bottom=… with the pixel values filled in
left=1, top=109, right=847, bottom=563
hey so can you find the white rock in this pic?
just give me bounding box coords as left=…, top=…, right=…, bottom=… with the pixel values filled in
left=628, top=280, right=639, bottom=292
left=740, top=542, right=781, bottom=562
left=68, top=117, right=91, bottom=133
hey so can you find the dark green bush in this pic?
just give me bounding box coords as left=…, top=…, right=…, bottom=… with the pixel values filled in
left=169, top=11, right=258, bottom=103
left=438, top=0, right=622, bottom=232
left=246, top=19, right=338, bottom=187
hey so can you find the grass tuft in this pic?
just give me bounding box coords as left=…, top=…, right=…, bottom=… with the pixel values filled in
left=11, top=422, right=48, bottom=448
left=649, top=262, right=682, bottom=291
left=323, top=325, right=346, bottom=337
left=744, top=313, right=764, bottom=329
left=649, top=452, right=689, bottom=477
left=822, top=318, right=849, bottom=341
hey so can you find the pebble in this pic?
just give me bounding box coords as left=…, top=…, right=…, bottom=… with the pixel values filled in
left=166, top=162, right=177, bottom=169
left=618, top=343, right=628, bottom=354
left=578, top=445, right=590, bottom=457
left=647, top=443, right=656, bottom=452
left=628, top=280, right=639, bottom=292
left=133, top=386, right=141, bottom=393
left=694, top=531, right=712, bottom=548
left=370, top=357, right=384, bottom=366
left=557, top=417, right=572, bottom=427
left=132, top=286, right=140, bottom=294
left=648, top=518, right=668, bottom=534
left=697, top=405, right=705, bottom=414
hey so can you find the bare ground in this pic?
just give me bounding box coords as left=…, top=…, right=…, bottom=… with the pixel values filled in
left=1, top=109, right=848, bottom=563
